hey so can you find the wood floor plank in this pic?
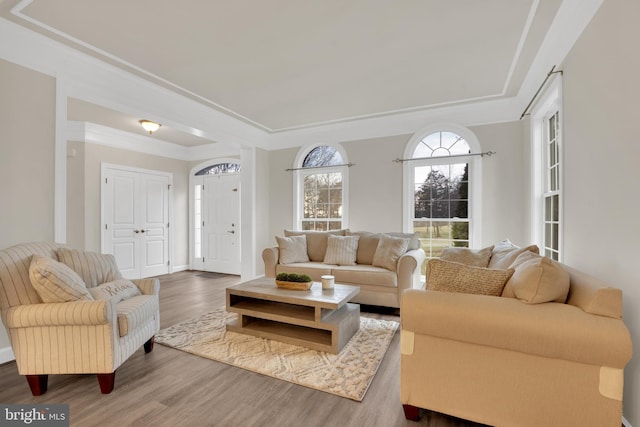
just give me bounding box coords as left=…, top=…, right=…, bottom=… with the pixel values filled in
left=0, top=271, right=484, bottom=427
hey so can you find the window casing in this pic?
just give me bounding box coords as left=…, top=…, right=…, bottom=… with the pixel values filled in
left=294, top=145, right=348, bottom=231
left=543, top=110, right=561, bottom=260
left=403, top=126, right=482, bottom=266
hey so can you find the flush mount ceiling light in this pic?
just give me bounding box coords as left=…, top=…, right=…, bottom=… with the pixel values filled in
left=139, top=119, right=161, bottom=135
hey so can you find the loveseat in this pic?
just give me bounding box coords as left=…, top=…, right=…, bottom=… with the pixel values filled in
left=263, top=230, right=426, bottom=308
left=400, top=240, right=633, bottom=427
left=0, top=242, right=160, bottom=395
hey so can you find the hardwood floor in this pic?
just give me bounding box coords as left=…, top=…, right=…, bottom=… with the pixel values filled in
left=0, top=271, right=485, bottom=427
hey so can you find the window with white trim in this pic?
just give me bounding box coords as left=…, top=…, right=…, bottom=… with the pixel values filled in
left=294, top=145, right=348, bottom=231
left=543, top=110, right=561, bottom=260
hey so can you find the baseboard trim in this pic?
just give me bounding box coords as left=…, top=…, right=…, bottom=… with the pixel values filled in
left=0, top=346, right=15, bottom=365
left=171, top=265, right=189, bottom=273
left=623, top=415, right=632, bottom=427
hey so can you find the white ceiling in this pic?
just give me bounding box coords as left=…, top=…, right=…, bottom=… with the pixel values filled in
left=1, top=0, right=563, bottom=145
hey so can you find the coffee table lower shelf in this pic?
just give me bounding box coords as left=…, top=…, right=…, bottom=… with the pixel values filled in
left=226, top=302, right=360, bottom=354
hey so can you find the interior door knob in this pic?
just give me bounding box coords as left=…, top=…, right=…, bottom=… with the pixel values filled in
left=227, top=230, right=235, bottom=234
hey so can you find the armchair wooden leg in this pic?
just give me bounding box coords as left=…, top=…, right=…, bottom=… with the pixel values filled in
left=144, top=336, right=155, bottom=353
left=97, top=372, right=116, bottom=394
left=403, top=404, right=420, bottom=421
left=26, top=375, right=48, bottom=396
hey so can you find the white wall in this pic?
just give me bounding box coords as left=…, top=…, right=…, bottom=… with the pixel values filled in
left=554, top=1, right=639, bottom=424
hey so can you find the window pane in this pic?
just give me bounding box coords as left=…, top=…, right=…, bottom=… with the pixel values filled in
left=302, top=146, right=343, bottom=167
left=552, top=194, right=559, bottom=221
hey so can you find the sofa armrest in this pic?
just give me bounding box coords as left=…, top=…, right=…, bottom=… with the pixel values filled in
left=3, top=300, right=115, bottom=328
left=397, top=248, right=425, bottom=292
left=262, top=247, right=279, bottom=278
left=401, top=289, right=632, bottom=368
left=132, top=277, right=160, bottom=295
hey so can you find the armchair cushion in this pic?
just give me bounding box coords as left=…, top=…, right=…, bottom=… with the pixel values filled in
left=89, top=279, right=141, bottom=304
left=116, top=295, right=158, bottom=338
left=426, top=259, right=514, bottom=297
left=29, top=255, right=93, bottom=303
left=56, top=248, right=122, bottom=288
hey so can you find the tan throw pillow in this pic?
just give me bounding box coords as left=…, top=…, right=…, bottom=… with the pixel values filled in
left=426, top=259, right=514, bottom=297
left=488, top=240, right=539, bottom=269
left=29, top=255, right=93, bottom=303
left=386, top=232, right=421, bottom=251
left=89, top=278, right=142, bottom=304
left=372, top=234, right=410, bottom=271
left=440, top=245, right=494, bottom=267
left=57, top=248, right=123, bottom=288
left=324, top=235, right=360, bottom=266
left=347, top=231, right=381, bottom=265
left=276, top=235, right=310, bottom=264
left=502, top=251, right=570, bottom=304
left=284, top=229, right=348, bottom=262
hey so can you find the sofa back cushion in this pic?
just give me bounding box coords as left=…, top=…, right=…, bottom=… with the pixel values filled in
left=0, top=242, right=67, bottom=310
left=57, top=248, right=123, bottom=288
left=488, top=240, right=539, bottom=269
left=284, top=229, right=347, bottom=262
left=563, top=264, right=623, bottom=319
left=502, top=251, right=570, bottom=304
left=348, top=231, right=420, bottom=265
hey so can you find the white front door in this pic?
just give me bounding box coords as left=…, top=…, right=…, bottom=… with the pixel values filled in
left=103, top=165, right=171, bottom=279
left=202, top=173, right=240, bottom=274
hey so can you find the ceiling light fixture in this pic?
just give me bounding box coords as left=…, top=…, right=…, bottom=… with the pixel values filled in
left=139, top=119, right=161, bottom=135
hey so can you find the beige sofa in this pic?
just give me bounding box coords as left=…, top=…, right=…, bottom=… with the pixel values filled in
left=400, top=241, right=633, bottom=427
left=263, top=230, right=426, bottom=308
left=0, top=242, right=160, bottom=395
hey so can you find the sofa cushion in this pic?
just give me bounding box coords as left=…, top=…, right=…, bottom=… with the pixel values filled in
left=332, top=265, right=398, bottom=288
left=347, top=231, right=380, bottom=264
left=29, top=255, right=93, bottom=303
left=89, top=278, right=142, bottom=304
left=372, top=234, right=410, bottom=271
left=56, top=248, right=123, bottom=288
left=386, top=232, right=420, bottom=251
left=275, top=235, right=310, bottom=264
left=426, top=259, right=514, bottom=297
left=116, top=295, right=158, bottom=338
left=440, top=245, right=493, bottom=267
left=284, top=229, right=347, bottom=262
left=488, top=240, right=539, bottom=269
left=502, top=251, right=570, bottom=304
left=324, top=235, right=359, bottom=266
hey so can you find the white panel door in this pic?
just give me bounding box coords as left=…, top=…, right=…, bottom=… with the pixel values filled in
left=103, top=166, right=170, bottom=279
left=202, top=173, right=240, bottom=274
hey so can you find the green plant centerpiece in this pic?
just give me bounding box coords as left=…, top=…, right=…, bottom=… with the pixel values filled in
left=275, top=272, right=313, bottom=290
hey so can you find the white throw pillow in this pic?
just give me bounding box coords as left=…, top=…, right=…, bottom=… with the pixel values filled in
left=324, top=235, right=360, bottom=266
left=89, top=278, right=142, bottom=304
left=29, top=255, right=93, bottom=303
left=276, top=235, right=310, bottom=264
left=372, top=234, right=410, bottom=271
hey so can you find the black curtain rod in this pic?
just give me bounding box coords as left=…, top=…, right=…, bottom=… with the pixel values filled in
left=520, top=65, right=563, bottom=120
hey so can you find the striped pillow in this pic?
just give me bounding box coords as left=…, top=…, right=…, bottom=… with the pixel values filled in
left=29, top=255, right=93, bottom=303
left=324, top=235, right=360, bottom=266
left=57, top=248, right=123, bottom=288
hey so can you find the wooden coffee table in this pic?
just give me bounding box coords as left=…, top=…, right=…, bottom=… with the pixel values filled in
left=226, top=277, right=360, bottom=354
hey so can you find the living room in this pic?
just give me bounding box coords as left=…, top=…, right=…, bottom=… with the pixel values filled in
left=0, top=1, right=637, bottom=426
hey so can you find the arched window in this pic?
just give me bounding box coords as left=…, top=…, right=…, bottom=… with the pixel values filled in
left=195, top=162, right=241, bottom=175
left=404, top=127, right=481, bottom=260
left=294, top=145, right=349, bottom=231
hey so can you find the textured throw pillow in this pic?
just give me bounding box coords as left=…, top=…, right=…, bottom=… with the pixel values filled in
left=89, top=278, right=142, bottom=304
left=57, top=248, right=123, bottom=288
left=502, top=251, right=570, bottom=304
left=372, top=234, right=410, bottom=271
left=29, top=255, right=93, bottom=303
left=488, top=240, right=539, bottom=269
left=324, top=235, right=360, bottom=266
left=385, top=232, right=421, bottom=251
left=284, top=229, right=348, bottom=262
left=440, top=245, right=494, bottom=267
left=276, top=235, right=310, bottom=264
left=426, top=259, right=514, bottom=297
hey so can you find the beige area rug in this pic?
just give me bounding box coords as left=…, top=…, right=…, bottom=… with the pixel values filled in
left=155, top=307, right=398, bottom=401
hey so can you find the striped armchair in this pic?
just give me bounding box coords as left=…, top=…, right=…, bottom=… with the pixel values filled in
left=0, top=242, right=160, bottom=395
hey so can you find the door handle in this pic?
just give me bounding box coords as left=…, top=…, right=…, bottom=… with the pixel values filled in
left=227, top=230, right=235, bottom=234
left=134, top=230, right=140, bottom=234
left=140, top=229, right=146, bottom=233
